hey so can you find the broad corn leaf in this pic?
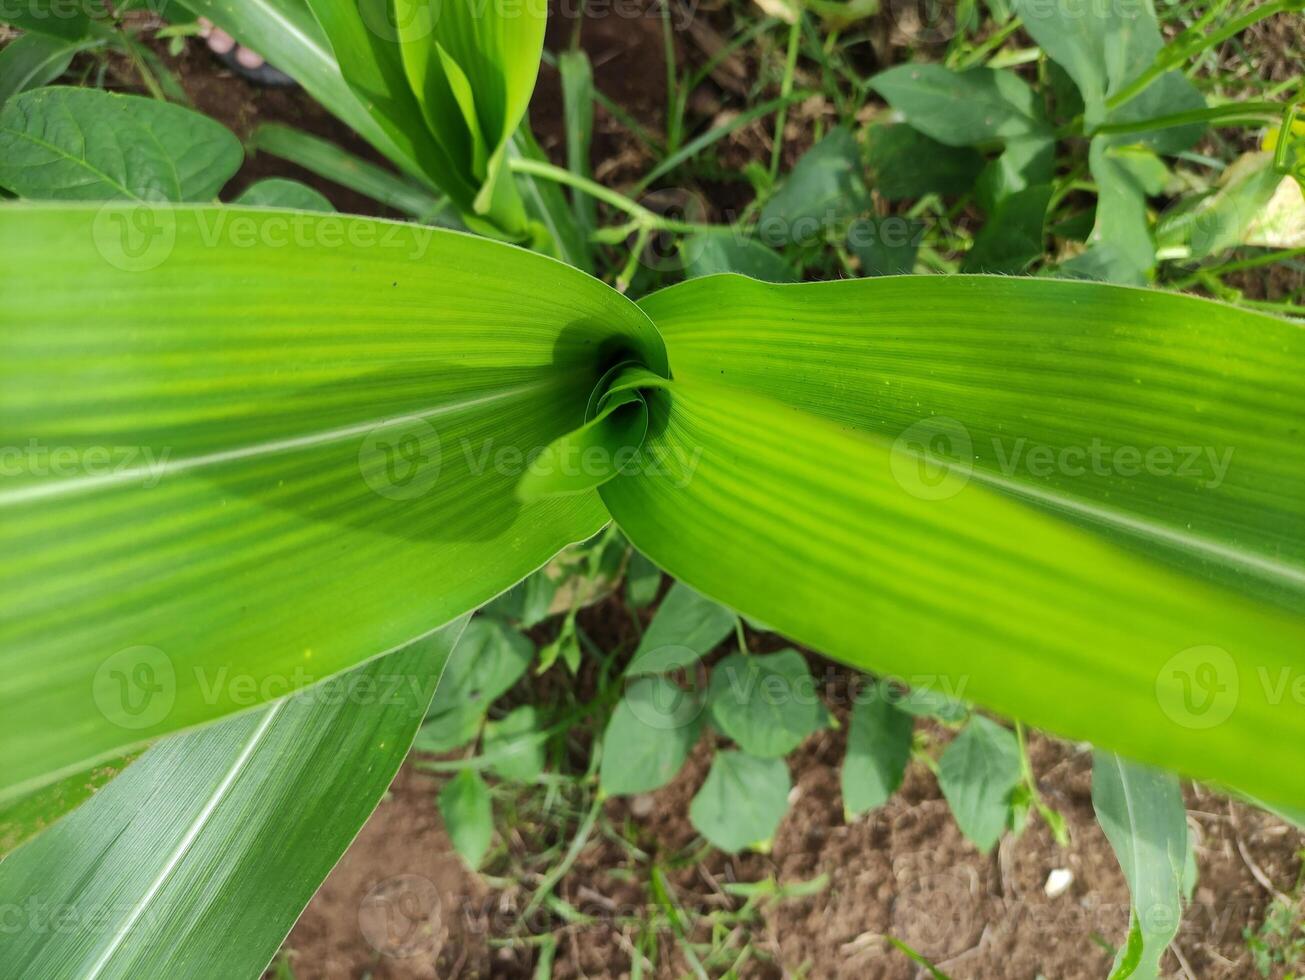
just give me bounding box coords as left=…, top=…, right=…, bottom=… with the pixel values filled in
left=599, top=351, right=1305, bottom=807
left=639, top=274, right=1305, bottom=608
left=304, top=0, right=477, bottom=210
left=5, top=204, right=1305, bottom=817
left=0, top=622, right=465, bottom=979
left=0, top=204, right=664, bottom=803
left=1093, top=751, right=1189, bottom=980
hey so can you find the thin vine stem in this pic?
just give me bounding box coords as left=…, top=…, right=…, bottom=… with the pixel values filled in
left=508, top=158, right=721, bottom=236
left=1106, top=0, right=1302, bottom=113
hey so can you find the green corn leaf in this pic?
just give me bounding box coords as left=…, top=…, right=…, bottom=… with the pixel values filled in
left=391, top=0, right=545, bottom=231
left=0, top=87, right=242, bottom=201
left=638, top=274, right=1305, bottom=608
left=0, top=754, right=135, bottom=859
left=231, top=177, right=335, bottom=212
left=601, top=284, right=1305, bottom=805
left=439, top=768, right=494, bottom=869
left=0, top=621, right=464, bottom=979
left=516, top=364, right=658, bottom=502
left=1093, top=751, right=1189, bottom=980
left=689, top=751, right=791, bottom=853
left=187, top=0, right=571, bottom=257
left=398, top=0, right=545, bottom=158
left=7, top=206, right=1305, bottom=824
left=558, top=48, right=596, bottom=236
left=249, top=122, right=452, bottom=223
left=707, top=649, right=828, bottom=758
left=937, top=716, right=1022, bottom=853
left=0, top=203, right=665, bottom=803
left=842, top=693, right=914, bottom=818
left=626, top=581, right=737, bottom=676
left=599, top=676, right=703, bottom=796
left=303, top=0, right=479, bottom=210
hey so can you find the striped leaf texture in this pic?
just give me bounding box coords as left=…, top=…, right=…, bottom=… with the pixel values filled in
left=0, top=622, right=465, bottom=979
left=0, top=204, right=663, bottom=804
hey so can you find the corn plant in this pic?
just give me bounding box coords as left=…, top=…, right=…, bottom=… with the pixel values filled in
left=3, top=0, right=587, bottom=255
left=0, top=194, right=1302, bottom=974
left=1, top=2, right=1303, bottom=978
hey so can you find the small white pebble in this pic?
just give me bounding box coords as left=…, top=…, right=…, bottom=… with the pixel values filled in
left=629, top=794, right=654, bottom=818
left=1044, top=868, right=1074, bottom=898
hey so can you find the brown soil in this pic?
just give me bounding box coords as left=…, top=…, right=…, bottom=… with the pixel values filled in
left=280, top=642, right=1303, bottom=979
